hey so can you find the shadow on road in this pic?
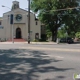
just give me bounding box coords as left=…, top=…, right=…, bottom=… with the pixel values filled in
left=0, top=49, right=73, bottom=80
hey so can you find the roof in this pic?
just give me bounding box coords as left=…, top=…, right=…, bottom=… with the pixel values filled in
left=35, top=17, right=39, bottom=21
left=3, top=8, right=34, bottom=15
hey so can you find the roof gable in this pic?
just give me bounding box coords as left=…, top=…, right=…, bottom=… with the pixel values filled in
left=3, top=8, right=33, bottom=15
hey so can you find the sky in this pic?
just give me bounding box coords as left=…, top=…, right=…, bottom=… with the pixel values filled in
left=0, top=0, right=28, bottom=17
left=0, top=0, right=80, bottom=17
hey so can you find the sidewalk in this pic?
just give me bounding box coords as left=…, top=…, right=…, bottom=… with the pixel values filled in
left=29, top=42, right=57, bottom=44
left=0, top=41, right=57, bottom=44
left=1, top=41, right=80, bottom=45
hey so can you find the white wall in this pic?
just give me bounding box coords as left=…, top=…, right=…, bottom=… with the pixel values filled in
left=30, top=13, right=41, bottom=40
left=1, top=8, right=41, bottom=41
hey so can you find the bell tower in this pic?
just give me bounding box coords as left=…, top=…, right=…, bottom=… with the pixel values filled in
left=11, top=1, right=19, bottom=10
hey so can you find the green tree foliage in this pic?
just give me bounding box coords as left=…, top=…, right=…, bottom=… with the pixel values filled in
left=46, top=30, right=52, bottom=39
left=63, top=9, right=80, bottom=37
left=31, top=0, right=79, bottom=41
left=75, top=32, right=80, bottom=38
left=57, top=27, right=67, bottom=38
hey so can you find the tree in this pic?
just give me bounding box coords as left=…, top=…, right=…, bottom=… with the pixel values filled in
left=62, top=8, right=80, bottom=38
left=75, top=32, right=80, bottom=38
left=57, top=27, right=67, bottom=38
left=46, top=30, right=52, bottom=40
left=31, top=0, right=79, bottom=42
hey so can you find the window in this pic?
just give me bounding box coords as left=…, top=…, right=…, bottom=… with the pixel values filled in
left=0, top=22, right=1, bottom=25
left=35, top=33, right=39, bottom=39
left=36, top=21, right=38, bottom=25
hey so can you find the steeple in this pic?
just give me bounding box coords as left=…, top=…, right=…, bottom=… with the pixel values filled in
left=11, top=1, right=19, bottom=10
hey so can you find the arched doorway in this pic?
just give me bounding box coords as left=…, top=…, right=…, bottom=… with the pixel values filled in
left=16, top=27, right=22, bottom=39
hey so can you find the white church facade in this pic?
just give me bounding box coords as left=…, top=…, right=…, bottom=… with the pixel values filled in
left=0, top=1, right=43, bottom=41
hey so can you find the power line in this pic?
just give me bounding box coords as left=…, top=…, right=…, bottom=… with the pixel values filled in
left=40, top=6, right=80, bottom=15
left=51, top=6, right=80, bottom=12
left=43, top=6, right=80, bottom=13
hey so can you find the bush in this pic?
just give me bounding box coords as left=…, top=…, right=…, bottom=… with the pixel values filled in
left=39, top=39, right=48, bottom=42
left=33, top=39, right=39, bottom=42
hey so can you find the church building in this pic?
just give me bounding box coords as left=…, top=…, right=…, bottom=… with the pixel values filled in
left=0, top=1, right=43, bottom=41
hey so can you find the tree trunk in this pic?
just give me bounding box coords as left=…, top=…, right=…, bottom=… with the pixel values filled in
left=67, top=31, right=70, bottom=37
left=52, top=29, right=57, bottom=42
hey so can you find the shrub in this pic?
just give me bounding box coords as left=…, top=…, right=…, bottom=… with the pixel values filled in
left=33, top=39, right=39, bottom=42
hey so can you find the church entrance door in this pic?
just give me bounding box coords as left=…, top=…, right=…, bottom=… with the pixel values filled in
left=16, top=28, right=22, bottom=39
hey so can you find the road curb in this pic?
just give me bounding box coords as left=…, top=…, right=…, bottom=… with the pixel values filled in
left=0, top=42, right=57, bottom=44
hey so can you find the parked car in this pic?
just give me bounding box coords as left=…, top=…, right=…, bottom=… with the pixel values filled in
left=67, top=37, right=74, bottom=44
left=60, top=37, right=74, bottom=44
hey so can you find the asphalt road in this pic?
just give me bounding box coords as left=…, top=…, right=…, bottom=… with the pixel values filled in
left=0, top=43, right=80, bottom=80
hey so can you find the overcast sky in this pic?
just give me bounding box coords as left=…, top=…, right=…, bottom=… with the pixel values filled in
left=0, top=0, right=28, bottom=17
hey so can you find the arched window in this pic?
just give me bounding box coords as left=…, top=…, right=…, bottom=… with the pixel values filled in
left=36, top=21, right=38, bottom=25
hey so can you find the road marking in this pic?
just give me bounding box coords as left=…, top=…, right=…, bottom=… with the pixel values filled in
left=19, top=47, right=80, bottom=52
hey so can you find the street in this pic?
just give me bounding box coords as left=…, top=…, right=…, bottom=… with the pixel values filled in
left=0, top=43, right=80, bottom=80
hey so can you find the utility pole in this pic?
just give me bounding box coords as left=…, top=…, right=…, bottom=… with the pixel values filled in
left=28, top=0, right=30, bottom=44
